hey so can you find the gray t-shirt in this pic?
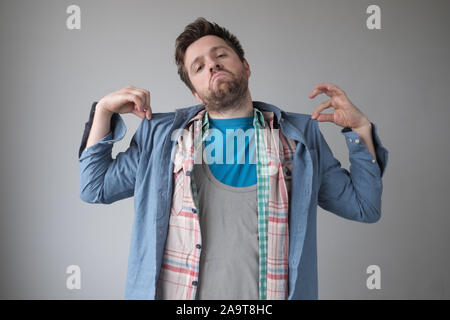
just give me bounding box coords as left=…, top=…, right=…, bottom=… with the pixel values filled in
left=193, top=161, right=259, bottom=300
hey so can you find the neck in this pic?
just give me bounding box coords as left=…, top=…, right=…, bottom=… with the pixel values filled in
left=206, top=91, right=254, bottom=119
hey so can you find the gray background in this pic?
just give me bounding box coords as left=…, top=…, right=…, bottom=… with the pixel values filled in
left=0, top=0, right=448, bottom=299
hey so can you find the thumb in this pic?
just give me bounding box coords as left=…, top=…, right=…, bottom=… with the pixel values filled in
left=145, top=106, right=152, bottom=120
left=316, top=113, right=334, bottom=123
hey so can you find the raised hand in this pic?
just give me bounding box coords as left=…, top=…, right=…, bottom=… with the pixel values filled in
left=309, top=83, right=370, bottom=130
left=97, top=85, right=152, bottom=120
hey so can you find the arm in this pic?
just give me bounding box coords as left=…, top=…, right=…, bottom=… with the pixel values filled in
left=309, top=83, right=388, bottom=223
left=78, top=102, right=145, bottom=204
left=352, top=122, right=376, bottom=160
left=84, top=102, right=114, bottom=151
left=315, top=120, right=388, bottom=223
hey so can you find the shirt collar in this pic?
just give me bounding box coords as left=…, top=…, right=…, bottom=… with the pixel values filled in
left=201, top=107, right=266, bottom=134
left=253, top=107, right=266, bottom=128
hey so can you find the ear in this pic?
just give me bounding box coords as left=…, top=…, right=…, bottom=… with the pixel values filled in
left=192, top=90, right=204, bottom=104
left=243, top=59, right=251, bottom=78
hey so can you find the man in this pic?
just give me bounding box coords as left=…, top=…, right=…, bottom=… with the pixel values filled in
left=78, top=17, right=388, bottom=300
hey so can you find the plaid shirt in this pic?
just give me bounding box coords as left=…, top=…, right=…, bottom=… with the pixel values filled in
left=156, top=107, right=297, bottom=300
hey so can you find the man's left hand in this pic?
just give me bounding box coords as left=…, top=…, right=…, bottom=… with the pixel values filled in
left=309, top=83, right=370, bottom=130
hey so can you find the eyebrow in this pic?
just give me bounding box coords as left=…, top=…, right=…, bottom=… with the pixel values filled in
left=189, top=45, right=230, bottom=73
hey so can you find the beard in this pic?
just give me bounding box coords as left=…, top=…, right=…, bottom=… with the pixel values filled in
left=196, top=68, right=249, bottom=113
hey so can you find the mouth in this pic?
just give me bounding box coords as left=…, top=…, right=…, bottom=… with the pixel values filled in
left=211, top=72, right=228, bottom=84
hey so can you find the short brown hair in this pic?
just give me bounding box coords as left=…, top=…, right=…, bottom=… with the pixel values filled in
left=175, top=17, right=246, bottom=93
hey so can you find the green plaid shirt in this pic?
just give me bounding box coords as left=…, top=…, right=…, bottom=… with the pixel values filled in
left=191, top=108, right=270, bottom=299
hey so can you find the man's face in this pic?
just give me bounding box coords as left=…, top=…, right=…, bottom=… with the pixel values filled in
left=184, top=35, right=251, bottom=113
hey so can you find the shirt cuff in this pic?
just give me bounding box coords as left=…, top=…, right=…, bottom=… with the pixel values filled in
left=341, top=122, right=389, bottom=177
left=78, top=102, right=127, bottom=159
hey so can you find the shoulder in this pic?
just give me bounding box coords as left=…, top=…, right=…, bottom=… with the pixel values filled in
left=137, top=111, right=176, bottom=133
left=254, top=100, right=315, bottom=134
left=254, top=100, right=322, bottom=148
left=282, top=111, right=314, bottom=130
left=133, top=103, right=204, bottom=151
left=282, top=111, right=322, bottom=147
left=132, top=111, right=176, bottom=151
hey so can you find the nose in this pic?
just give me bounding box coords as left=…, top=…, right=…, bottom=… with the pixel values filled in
left=207, top=58, right=222, bottom=73
left=211, top=64, right=221, bottom=72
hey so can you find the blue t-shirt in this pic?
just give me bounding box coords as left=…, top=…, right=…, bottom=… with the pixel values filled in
left=204, top=115, right=256, bottom=187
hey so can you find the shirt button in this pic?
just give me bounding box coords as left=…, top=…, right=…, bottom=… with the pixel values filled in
left=192, top=208, right=197, bottom=213
left=355, top=139, right=360, bottom=144
left=186, top=170, right=191, bottom=176
left=196, top=244, right=202, bottom=249
left=348, top=138, right=353, bottom=142
left=372, top=159, right=376, bottom=163
left=192, top=281, right=198, bottom=286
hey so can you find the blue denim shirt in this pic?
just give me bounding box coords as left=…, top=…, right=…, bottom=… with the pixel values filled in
left=78, top=100, right=388, bottom=299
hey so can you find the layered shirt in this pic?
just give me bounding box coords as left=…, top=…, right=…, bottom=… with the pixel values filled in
left=156, top=107, right=297, bottom=299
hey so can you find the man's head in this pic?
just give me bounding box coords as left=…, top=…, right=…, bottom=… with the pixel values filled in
left=175, top=17, right=251, bottom=113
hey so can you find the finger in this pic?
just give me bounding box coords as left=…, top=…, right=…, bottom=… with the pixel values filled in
left=309, top=83, right=341, bottom=99
left=128, top=89, right=146, bottom=112
left=138, top=89, right=152, bottom=120
left=131, top=88, right=151, bottom=120
left=311, top=83, right=346, bottom=99
left=315, top=83, right=335, bottom=90
left=309, top=87, right=333, bottom=99
left=123, top=93, right=143, bottom=113
left=134, top=88, right=150, bottom=109
left=144, top=89, right=150, bottom=110
left=132, top=88, right=151, bottom=120
left=326, top=84, right=345, bottom=96
left=309, top=83, right=332, bottom=98
left=145, top=105, right=152, bottom=120
left=131, top=108, right=145, bottom=119
left=309, top=88, right=332, bottom=99
left=311, top=99, right=332, bottom=119
left=316, top=113, right=334, bottom=123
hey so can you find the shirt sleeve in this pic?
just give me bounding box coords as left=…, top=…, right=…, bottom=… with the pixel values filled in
left=78, top=102, right=145, bottom=204
left=316, top=121, right=389, bottom=223
left=78, top=101, right=98, bottom=159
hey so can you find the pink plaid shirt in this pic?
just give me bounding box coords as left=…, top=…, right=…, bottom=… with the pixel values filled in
left=155, top=107, right=297, bottom=299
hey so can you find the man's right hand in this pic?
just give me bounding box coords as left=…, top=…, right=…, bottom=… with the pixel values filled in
left=97, top=85, right=152, bottom=120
